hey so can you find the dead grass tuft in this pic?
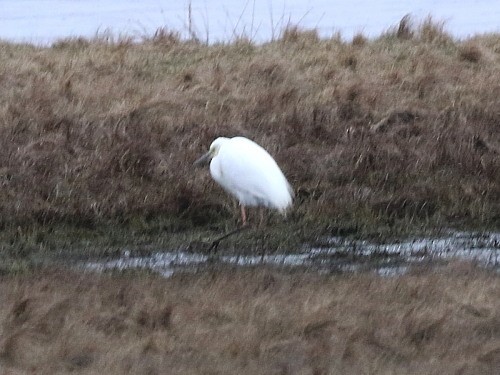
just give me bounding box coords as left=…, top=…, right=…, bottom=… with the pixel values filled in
left=351, top=33, right=367, bottom=47
left=385, top=14, right=453, bottom=46
left=396, top=14, right=414, bottom=40
left=418, top=16, right=452, bottom=44
left=149, top=27, right=181, bottom=46
left=280, top=25, right=320, bottom=45
left=459, top=43, right=483, bottom=63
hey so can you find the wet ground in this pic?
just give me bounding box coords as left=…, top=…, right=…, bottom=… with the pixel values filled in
left=84, top=230, right=500, bottom=277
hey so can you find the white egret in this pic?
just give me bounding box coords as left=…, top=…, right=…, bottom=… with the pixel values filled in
left=194, top=136, right=293, bottom=226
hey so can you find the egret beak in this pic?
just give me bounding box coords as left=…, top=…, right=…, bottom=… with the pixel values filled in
left=193, top=151, right=211, bottom=167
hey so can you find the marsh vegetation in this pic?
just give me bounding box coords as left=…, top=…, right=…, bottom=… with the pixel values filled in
left=1, top=18, right=500, bottom=259
left=1, top=266, right=500, bottom=374
left=1, top=18, right=500, bottom=373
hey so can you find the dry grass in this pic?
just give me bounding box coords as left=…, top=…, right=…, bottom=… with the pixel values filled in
left=0, top=20, right=500, bottom=247
left=0, top=264, right=499, bottom=374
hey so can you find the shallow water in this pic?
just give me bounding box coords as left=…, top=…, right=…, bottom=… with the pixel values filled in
left=1, top=0, right=500, bottom=45
left=84, top=230, right=500, bottom=277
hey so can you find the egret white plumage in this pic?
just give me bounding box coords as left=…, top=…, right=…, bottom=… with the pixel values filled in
left=194, top=136, right=293, bottom=225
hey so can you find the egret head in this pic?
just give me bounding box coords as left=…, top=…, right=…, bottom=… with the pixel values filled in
left=193, top=137, right=229, bottom=166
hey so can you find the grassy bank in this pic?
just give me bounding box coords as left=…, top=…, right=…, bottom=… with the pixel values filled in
left=1, top=265, right=500, bottom=374
left=1, top=19, right=500, bottom=256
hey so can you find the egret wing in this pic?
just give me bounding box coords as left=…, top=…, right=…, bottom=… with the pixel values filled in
left=213, top=138, right=292, bottom=210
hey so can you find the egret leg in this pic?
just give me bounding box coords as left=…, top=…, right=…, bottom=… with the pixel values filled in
left=240, top=205, right=247, bottom=226
left=209, top=225, right=249, bottom=252
left=209, top=205, right=249, bottom=252
left=259, top=207, right=265, bottom=228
